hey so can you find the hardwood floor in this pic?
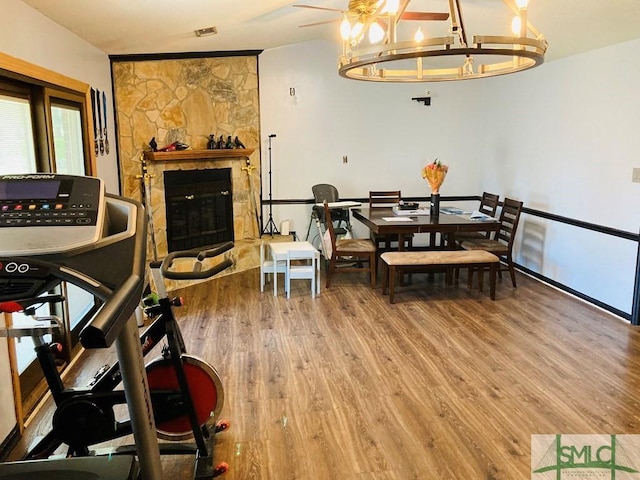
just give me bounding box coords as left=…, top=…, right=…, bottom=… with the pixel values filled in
left=8, top=267, right=640, bottom=479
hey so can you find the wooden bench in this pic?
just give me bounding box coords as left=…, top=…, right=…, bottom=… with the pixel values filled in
left=380, top=250, right=500, bottom=304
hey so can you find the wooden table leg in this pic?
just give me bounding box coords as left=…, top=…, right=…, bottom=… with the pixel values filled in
left=397, top=233, right=406, bottom=286
left=389, top=265, right=396, bottom=304
left=489, top=263, right=496, bottom=300
left=382, top=260, right=389, bottom=295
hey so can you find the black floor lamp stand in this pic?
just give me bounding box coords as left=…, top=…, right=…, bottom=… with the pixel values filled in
left=261, top=134, right=279, bottom=236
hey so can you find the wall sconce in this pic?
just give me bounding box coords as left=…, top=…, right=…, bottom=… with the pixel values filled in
left=413, top=91, right=432, bottom=106
left=412, top=96, right=431, bottom=106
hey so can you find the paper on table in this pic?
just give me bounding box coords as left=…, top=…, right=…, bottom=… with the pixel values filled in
left=440, top=207, right=466, bottom=215
left=383, top=217, right=414, bottom=222
left=469, top=210, right=494, bottom=221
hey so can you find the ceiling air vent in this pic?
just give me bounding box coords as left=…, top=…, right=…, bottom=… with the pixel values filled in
left=194, top=26, right=217, bottom=37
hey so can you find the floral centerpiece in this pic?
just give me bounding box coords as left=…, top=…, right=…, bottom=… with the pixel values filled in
left=421, top=159, right=448, bottom=194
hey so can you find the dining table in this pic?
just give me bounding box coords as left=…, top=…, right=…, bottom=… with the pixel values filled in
left=351, top=207, right=500, bottom=250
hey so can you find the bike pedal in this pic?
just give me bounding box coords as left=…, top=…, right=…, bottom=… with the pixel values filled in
left=215, top=419, right=230, bottom=433
left=213, top=462, right=229, bottom=477
left=49, top=342, right=63, bottom=356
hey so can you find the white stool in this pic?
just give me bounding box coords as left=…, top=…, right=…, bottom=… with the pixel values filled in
left=286, top=247, right=320, bottom=299
left=260, top=242, right=286, bottom=295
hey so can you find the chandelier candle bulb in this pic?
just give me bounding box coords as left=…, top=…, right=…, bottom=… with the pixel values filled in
left=340, top=15, right=351, bottom=44
left=415, top=27, right=425, bottom=78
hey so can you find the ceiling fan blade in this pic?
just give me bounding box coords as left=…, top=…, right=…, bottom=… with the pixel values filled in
left=293, top=4, right=346, bottom=13
left=401, top=12, right=450, bottom=21
left=299, top=18, right=342, bottom=28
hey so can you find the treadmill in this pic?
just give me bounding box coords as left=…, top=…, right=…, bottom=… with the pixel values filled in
left=0, top=174, right=163, bottom=479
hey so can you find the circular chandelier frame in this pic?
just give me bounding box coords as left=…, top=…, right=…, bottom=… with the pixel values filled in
left=337, top=0, right=548, bottom=82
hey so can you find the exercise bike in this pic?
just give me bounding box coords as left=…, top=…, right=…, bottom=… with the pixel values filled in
left=0, top=241, right=234, bottom=479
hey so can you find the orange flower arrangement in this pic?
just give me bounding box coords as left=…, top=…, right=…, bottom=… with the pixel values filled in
left=421, top=159, right=448, bottom=194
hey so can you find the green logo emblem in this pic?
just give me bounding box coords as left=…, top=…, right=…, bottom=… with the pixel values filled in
left=532, top=434, right=640, bottom=479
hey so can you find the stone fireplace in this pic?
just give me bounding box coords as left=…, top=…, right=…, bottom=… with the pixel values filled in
left=112, top=54, right=262, bottom=285
left=138, top=149, right=261, bottom=288
left=141, top=147, right=258, bottom=250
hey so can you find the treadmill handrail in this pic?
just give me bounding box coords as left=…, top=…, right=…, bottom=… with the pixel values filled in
left=0, top=194, right=146, bottom=349
left=160, top=241, right=234, bottom=280
left=0, top=255, right=143, bottom=349
left=79, top=274, right=144, bottom=348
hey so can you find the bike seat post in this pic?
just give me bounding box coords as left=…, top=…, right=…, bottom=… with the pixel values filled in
left=149, top=260, right=168, bottom=300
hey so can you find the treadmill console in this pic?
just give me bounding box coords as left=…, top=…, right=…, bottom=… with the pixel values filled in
left=0, top=174, right=105, bottom=256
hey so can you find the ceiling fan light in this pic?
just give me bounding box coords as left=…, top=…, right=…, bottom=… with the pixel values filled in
left=515, top=0, right=529, bottom=8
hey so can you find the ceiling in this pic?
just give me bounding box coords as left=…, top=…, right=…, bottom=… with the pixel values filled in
left=21, top=0, right=640, bottom=62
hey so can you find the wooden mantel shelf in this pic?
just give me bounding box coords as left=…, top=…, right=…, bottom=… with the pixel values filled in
left=143, top=148, right=255, bottom=162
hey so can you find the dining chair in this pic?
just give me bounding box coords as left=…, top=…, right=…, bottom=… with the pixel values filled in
left=454, top=192, right=501, bottom=244
left=368, top=190, right=413, bottom=252
left=285, top=247, right=320, bottom=298
left=260, top=242, right=287, bottom=295
left=323, top=201, right=377, bottom=288
left=459, top=197, right=523, bottom=288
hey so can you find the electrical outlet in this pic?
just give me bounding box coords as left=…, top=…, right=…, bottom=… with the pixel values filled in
left=343, top=155, right=348, bottom=164
left=633, top=168, right=640, bottom=183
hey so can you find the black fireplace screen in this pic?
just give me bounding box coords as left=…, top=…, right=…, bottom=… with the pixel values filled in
left=164, top=168, right=234, bottom=252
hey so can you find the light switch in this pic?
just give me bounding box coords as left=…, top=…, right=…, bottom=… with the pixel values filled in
left=633, top=168, right=640, bottom=183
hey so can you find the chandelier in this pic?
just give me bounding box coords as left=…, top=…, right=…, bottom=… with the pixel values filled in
left=338, top=0, right=548, bottom=82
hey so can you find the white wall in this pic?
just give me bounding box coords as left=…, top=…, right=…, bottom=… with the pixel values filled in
left=0, top=0, right=119, bottom=192
left=259, top=38, right=640, bottom=314
left=478, top=39, right=640, bottom=314
left=259, top=39, right=485, bottom=240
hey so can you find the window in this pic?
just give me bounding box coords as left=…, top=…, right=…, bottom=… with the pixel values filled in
left=0, top=93, right=37, bottom=173
left=0, top=69, right=97, bottom=416
left=51, top=103, right=85, bottom=175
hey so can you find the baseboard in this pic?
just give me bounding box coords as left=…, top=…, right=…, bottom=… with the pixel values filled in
left=0, top=425, right=20, bottom=461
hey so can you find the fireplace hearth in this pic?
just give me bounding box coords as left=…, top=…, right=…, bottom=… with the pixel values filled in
left=164, top=168, right=233, bottom=252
